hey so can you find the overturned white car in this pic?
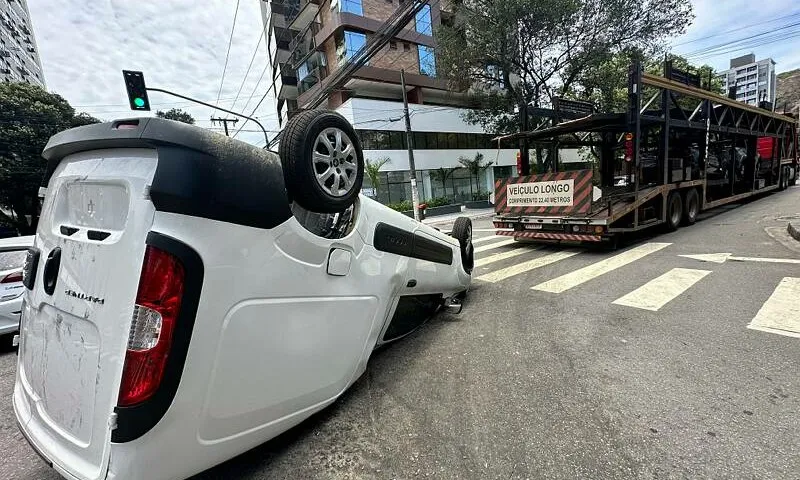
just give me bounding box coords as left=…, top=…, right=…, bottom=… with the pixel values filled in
left=14, top=110, right=473, bottom=480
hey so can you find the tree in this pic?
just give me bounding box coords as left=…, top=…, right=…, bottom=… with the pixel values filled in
left=458, top=152, right=493, bottom=195
left=364, top=157, right=390, bottom=197
left=155, top=108, right=195, bottom=124
left=437, top=0, right=694, bottom=133
left=429, top=167, right=460, bottom=198
left=0, top=82, right=100, bottom=234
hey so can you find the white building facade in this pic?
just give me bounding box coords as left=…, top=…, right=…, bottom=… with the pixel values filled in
left=718, top=54, right=776, bottom=107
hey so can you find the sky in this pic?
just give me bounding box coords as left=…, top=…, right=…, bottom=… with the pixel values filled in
left=27, top=0, right=278, bottom=147
left=25, top=0, right=800, bottom=147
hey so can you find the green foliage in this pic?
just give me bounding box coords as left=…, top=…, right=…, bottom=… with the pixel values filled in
left=471, top=191, right=490, bottom=201
left=387, top=200, right=413, bottom=212
left=0, top=82, right=100, bottom=234
left=458, top=152, right=494, bottom=191
left=155, top=108, right=195, bottom=124
left=436, top=0, right=694, bottom=130
left=429, top=166, right=460, bottom=196
left=425, top=196, right=453, bottom=208
left=365, top=157, right=390, bottom=194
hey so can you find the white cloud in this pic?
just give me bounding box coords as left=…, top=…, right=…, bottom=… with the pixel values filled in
left=27, top=0, right=278, bottom=146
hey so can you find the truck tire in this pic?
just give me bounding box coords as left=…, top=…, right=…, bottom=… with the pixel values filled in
left=778, top=167, right=788, bottom=191
left=451, top=217, right=474, bottom=274
left=665, top=191, right=682, bottom=232
left=789, top=166, right=797, bottom=186
left=279, top=110, right=364, bottom=213
left=682, top=188, right=699, bottom=225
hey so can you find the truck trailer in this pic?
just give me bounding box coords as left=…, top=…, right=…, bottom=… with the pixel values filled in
left=492, top=62, right=799, bottom=247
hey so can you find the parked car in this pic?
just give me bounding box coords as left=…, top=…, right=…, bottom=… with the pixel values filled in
left=14, top=111, right=473, bottom=480
left=0, top=235, right=34, bottom=345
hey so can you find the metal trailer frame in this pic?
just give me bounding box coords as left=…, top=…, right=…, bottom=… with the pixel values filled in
left=493, top=61, right=799, bottom=245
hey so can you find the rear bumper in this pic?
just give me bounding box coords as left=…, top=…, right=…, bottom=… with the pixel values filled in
left=494, top=216, right=608, bottom=243
left=0, top=297, right=22, bottom=335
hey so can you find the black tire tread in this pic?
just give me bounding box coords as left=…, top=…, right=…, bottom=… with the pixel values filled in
left=682, top=188, right=699, bottom=226
left=665, top=191, right=682, bottom=232
left=451, top=217, right=473, bottom=274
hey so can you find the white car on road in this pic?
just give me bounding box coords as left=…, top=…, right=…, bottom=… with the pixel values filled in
left=0, top=235, right=34, bottom=343
left=14, top=111, right=473, bottom=480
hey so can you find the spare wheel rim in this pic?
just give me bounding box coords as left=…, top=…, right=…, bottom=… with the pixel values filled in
left=313, top=127, right=358, bottom=198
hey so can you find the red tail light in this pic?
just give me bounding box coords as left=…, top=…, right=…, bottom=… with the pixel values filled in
left=118, top=246, right=185, bottom=407
left=1, top=271, right=23, bottom=283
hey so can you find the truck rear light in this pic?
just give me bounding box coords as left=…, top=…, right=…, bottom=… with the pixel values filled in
left=1, top=271, right=23, bottom=283
left=118, top=245, right=185, bottom=407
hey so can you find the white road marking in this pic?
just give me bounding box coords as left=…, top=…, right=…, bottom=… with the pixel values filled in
left=474, top=239, right=517, bottom=253
left=612, top=268, right=711, bottom=311
left=532, top=242, right=672, bottom=293
left=472, top=235, right=504, bottom=244
left=475, top=247, right=536, bottom=268
left=476, top=250, right=580, bottom=283
left=747, top=277, right=800, bottom=338
left=680, top=253, right=800, bottom=265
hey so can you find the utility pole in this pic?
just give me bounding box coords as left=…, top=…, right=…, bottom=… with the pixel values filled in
left=210, top=117, right=239, bottom=136
left=400, top=69, right=420, bottom=221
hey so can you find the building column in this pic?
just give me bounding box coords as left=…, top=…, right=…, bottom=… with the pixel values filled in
left=407, top=86, right=424, bottom=104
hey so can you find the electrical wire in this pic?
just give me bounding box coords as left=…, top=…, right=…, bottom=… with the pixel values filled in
left=671, top=11, right=800, bottom=47
left=227, top=14, right=272, bottom=117
left=215, top=0, right=242, bottom=108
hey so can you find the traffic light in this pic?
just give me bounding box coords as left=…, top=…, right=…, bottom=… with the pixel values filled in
left=122, top=70, right=150, bottom=111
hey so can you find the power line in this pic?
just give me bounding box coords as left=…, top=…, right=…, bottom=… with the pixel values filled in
left=228, top=15, right=271, bottom=117
left=681, top=20, right=800, bottom=58
left=672, top=11, right=800, bottom=47
left=215, top=0, right=242, bottom=108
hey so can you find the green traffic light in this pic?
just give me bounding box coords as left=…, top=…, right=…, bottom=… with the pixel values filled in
left=134, top=97, right=145, bottom=108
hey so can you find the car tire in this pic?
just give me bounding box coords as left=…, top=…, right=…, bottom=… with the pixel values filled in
left=451, top=217, right=474, bottom=274
left=665, top=191, right=682, bottom=232
left=682, top=188, right=699, bottom=225
left=279, top=110, right=364, bottom=213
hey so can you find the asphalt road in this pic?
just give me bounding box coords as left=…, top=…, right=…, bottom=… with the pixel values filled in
left=1, top=186, right=799, bottom=479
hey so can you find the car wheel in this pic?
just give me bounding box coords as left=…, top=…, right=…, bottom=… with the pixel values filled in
left=682, top=188, right=699, bottom=225
left=665, top=191, right=682, bottom=232
left=451, top=217, right=474, bottom=274
left=279, top=110, right=364, bottom=213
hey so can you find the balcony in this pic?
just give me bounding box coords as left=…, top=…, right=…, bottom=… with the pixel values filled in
left=289, top=21, right=321, bottom=66
left=298, top=65, right=327, bottom=95
left=278, top=64, right=299, bottom=99
left=287, top=0, right=320, bottom=31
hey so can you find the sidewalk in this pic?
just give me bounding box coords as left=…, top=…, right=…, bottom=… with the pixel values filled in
left=421, top=207, right=495, bottom=226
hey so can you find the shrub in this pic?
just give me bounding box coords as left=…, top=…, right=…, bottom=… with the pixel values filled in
left=471, top=190, right=490, bottom=201
left=387, top=200, right=413, bottom=212
left=425, top=196, right=453, bottom=208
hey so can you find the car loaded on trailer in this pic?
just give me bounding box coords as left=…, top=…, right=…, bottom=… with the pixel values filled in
left=14, top=110, right=473, bottom=480
left=492, top=60, right=798, bottom=247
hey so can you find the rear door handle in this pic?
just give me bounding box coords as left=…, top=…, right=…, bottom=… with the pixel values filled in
left=42, top=247, right=61, bottom=296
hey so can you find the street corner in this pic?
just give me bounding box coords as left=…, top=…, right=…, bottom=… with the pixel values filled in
left=788, top=221, right=800, bottom=243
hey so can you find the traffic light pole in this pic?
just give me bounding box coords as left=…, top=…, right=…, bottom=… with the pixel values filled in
left=145, top=87, right=270, bottom=147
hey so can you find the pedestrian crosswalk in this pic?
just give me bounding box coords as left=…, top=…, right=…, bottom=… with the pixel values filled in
left=468, top=234, right=800, bottom=339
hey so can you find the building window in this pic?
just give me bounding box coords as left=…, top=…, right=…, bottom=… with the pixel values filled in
left=344, top=30, right=366, bottom=60
left=403, top=42, right=410, bottom=52
left=340, top=0, right=363, bottom=15
left=415, top=4, right=432, bottom=35
left=389, top=41, right=397, bottom=50
left=418, top=45, right=436, bottom=76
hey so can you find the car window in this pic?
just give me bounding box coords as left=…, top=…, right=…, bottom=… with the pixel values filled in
left=0, top=250, right=27, bottom=271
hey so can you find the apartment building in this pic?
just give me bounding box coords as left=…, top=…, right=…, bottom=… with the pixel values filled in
left=0, top=0, right=44, bottom=87
left=717, top=54, right=776, bottom=107
left=261, top=0, right=517, bottom=204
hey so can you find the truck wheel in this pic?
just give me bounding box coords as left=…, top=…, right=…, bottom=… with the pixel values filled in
left=665, top=191, right=682, bottom=232
left=451, top=217, right=474, bottom=274
left=682, top=188, right=699, bottom=225
left=789, top=167, right=797, bottom=186
left=778, top=167, right=787, bottom=191
left=279, top=110, right=364, bottom=213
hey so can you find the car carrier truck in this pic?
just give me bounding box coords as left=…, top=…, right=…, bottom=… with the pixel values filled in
left=492, top=61, right=799, bottom=247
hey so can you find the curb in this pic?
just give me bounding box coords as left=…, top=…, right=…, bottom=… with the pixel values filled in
left=789, top=222, right=800, bottom=243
